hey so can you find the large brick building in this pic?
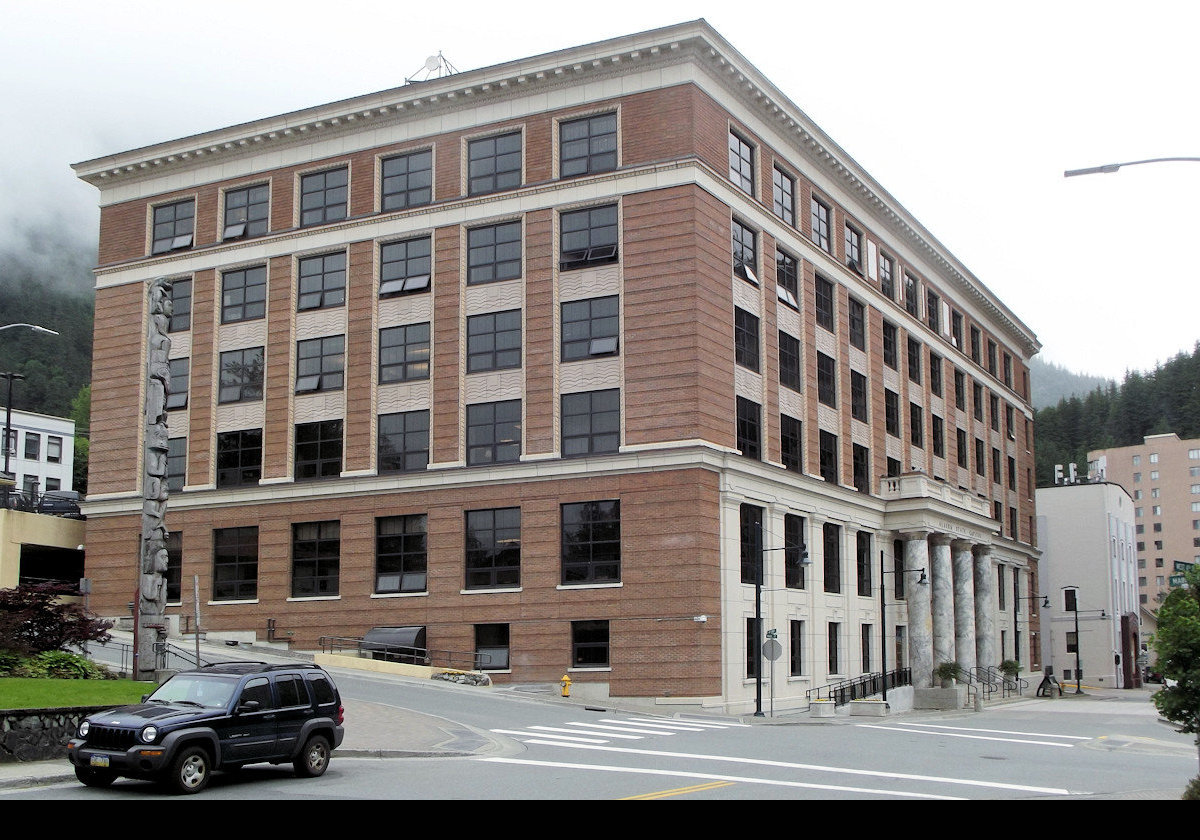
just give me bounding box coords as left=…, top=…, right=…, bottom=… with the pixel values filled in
left=72, top=21, right=1040, bottom=713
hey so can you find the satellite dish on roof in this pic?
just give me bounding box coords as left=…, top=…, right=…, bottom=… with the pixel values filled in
left=425, top=55, right=441, bottom=72
left=405, top=52, right=460, bottom=84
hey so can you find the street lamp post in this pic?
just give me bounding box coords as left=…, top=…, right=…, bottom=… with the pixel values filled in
left=1014, top=593, right=1050, bottom=668
left=0, top=323, right=59, bottom=483
left=879, top=550, right=928, bottom=702
left=753, top=521, right=809, bottom=717
left=1064, top=157, right=1200, bottom=178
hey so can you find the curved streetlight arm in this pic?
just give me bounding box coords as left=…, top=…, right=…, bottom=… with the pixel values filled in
left=0, top=323, right=59, bottom=336
left=1065, top=157, right=1200, bottom=177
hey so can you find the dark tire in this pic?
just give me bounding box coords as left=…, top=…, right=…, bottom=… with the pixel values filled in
left=75, top=765, right=116, bottom=788
left=294, top=734, right=331, bottom=778
left=166, top=746, right=211, bottom=794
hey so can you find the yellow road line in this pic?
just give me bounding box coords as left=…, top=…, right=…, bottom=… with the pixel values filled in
left=622, top=781, right=736, bottom=800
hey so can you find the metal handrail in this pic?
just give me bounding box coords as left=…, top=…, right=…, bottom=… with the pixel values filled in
left=318, top=635, right=491, bottom=672
left=806, top=667, right=911, bottom=706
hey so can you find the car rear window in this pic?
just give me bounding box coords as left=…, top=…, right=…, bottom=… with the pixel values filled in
left=306, top=673, right=336, bottom=704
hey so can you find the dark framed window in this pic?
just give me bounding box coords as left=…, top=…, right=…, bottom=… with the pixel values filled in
left=736, top=397, right=761, bottom=460
left=151, top=199, right=194, bottom=254
left=973, top=382, right=984, bottom=421
left=295, top=335, right=344, bottom=393
left=815, top=276, right=835, bottom=331
left=221, top=265, right=267, bottom=324
left=819, top=430, right=838, bottom=483
left=23, top=433, right=39, bottom=460
left=856, top=530, right=872, bottom=596
left=848, top=298, right=866, bottom=350
left=927, top=289, right=941, bottom=332
left=930, top=352, right=943, bottom=396
left=1008, top=455, right=1017, bottom=490
left=885, top=389, right=900, bottom=437
left=381, top=149, right=432, bottom=211
left=379, top=322, right=430, bottom=383
left=954, top=369, right=966, bottom=409
left=975, top=438, right=986, bottom=476
left=218, top=347, right=264, bottom=403
left=375, top=514, right=427, bottom=594
left=740, top=503, right=763, bottom=585
left=166, top=437, right=186, bottom=492
left=223, top=184, right=269, bottom=240
left=47, top=436, right=62, bottom=464
left=887, top=457, right=901, bottom=477
left=957, top=428, right=969, bottom=468
left=291, top=520, right=340, bottom=597
left=378, top=410, right=430, bottom=474
left=772, top=167, right=795, bottom=225
left=465, top=507, right=521, bottom=589
left=560, top=112, right=617, bottom=177
left=1003, top=353, right=1013, bottom=388
left=862, top=624, right=873, bottom=673
left=165, top=532, right=182, bottom=603
left=468, top=131, right=522, bottom=195
left=467, top=310, right=522, bottom=373
left=910, top=403, right=924, bottom=448
left=166, top=358, right=189, bottom=410
left=732, top=219, right=757, bottom=283
left=728, top=129, right=754, bottom=194
left=168, top=279, right=192, bottom=333
left=298, top=252, right=346, bottom=311
left=295, top=419, right=343, bottom=480
left=467, top=221, right=522, bottom=285
left=904, top=273, right=920, bottom=317
left=970, top=326, right=981, bottom=363
left=817, top=352, right=837, bottom=408
left=853, top=444, right=871, bottom=494
left=747, top=616, right=761, bottom=680
left=990, top=393, right=1001, bottom=431
left=560, top=204, right=618, bottom=269
left=810, top=196, right=831, bottom=252
left=216, top=429, right=262, bottom=487
left=467, top=400, right=521, bottom=465
left=932, top=415, right=945, bottom=458
left=907, top=337, right=922, bottom=384
left=562, top=296, right=619, bottom=361
left=776, top=249, right=799, bottom=309
left=475, top=623, right=510, bottom=671
left=785, top=514, right=807, bottom=590
left=1006, top=405, right=1016, bottom=440
left=851, top=371, right=868, bottom=422
left=882, top=320, right=898, bottom=369
left=734, top=308, right=760, bottom=372
left=779, top=331, right=802, bottom=392
left=844, top=225, right=863, bottom=272
left=561, top=500, right=621, bottom=584
left=213, top=526, right=258, bottom=601
left=790, top=620, right=805, bottom=675
left=879, top=253, right=895, bottom=299
left=781, top=414, right=803, bottom=473
left=571, top=620, right=609, bottom=668
left=952, top=310, right=964, bottom=351
left=987, top=339, right=998, bottom=375
left=823, top=522, right=841, bottom=594
left=380, top=236, right=432, bottom=297
left=299, top=167, right=348, bottom=227
left=992, top=447, right=1002, bottom=483
left=562, top=389, right=619, bottom=457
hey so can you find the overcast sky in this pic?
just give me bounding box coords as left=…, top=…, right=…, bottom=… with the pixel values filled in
left=3, top=0, right=1197, bottom=381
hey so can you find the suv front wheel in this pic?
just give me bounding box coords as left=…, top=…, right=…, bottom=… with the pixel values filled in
left=294, top=734, right=331, bottom=778
left=167, top=745, right=212, bottom=794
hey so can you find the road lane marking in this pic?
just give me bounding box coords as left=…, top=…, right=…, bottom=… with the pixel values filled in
left=490, top=729, right=609, bottom=744
left=529, top=726, right=643, bottom=739
left=481, top=756, right=965, bottom=800
left=566, top=722, right=680, bottom=735
left=622, top=781, right=736, bottom=799
left=598, top=719, right=706, bottom=731
left=855, top=724, right=1075, bottom=747
left=892, top=723, right=1090, bottom=740
left=626, top=716, right=750, bottom=729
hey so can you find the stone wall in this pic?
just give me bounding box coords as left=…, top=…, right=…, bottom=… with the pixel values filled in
left=0, top=707, right=104, bottom=763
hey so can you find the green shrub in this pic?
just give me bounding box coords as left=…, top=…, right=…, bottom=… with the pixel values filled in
left=13, top=651, right=114, bottom=680
left=0, top=650, right=23, bottom=677
left=1184, top=776, right=1200, bottom=801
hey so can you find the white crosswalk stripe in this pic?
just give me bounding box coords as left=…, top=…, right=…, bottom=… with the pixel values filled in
left=492, top=715, right=746, bottom=745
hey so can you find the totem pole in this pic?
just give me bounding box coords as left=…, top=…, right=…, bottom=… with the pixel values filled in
left=138, top=277, right=173, bottom=681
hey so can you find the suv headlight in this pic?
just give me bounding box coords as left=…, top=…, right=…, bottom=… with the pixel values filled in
left=78, top=720, right=90, bottom=737
left=139, top=725, right=158, bottom=743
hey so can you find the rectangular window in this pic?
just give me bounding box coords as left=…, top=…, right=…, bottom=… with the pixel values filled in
left=861, top=624, right=873, bottom=673
left=926, top=289, right=941, bottom=332
left=904, top=273, right=920, bottom=318
left=781, top=414, right=803, bottom=473
left=887, top=457, right=901, bottom=477
left=151, top=199, right=194, bottom=254
left=732, top=219, right=758, bottom=283
left=997, top=566, right=1006, bottom=610
left=790, top=620, right=805, bottom=676
left=1008, top=456, right=1017, bottom=490
left=740, top=503, right=763, bottom=585
left=852, top=444, right=870, bottom=494
left=850, top=370, right=868, bottom=422
left=166, top=437, right=186, bottom=492
left=893, top=541, right=907, bottom=599
left=954, top=369, right=966, bottom=410
left=560, top=113, right=617, bottom=177
left=844, top=225, right=863, bottom=273
left=848, top=298, right=866, bottom=350
left=772, top=167, right=795, bottom=225
left=885, top=389, right=900, bottom=437
left=465, top=507, right=521, bottom=589
left=910, top=403, right=924, bottom=448
left=882, top=320, right=898, bottom=369
left=975, top=438, right=986, bottom=476
left=932, top=415, right=945, bottom=458
left=970, top=326, right=981, bottom=363
left=956, top=430, right=968, bottom=468
left=562, top=296, right=619, bottom=361
left=973, top=382, right=984, bottom=421
left=215, top=429, right=262, bottom=488
left=572, top=620, right=610, bottom=668
left=776, top=249, right=799, bottom=309
left=291, top=520, right=340, bottom=597
left=817, top=352, right=837, bottom=407
left=990, top=394, right=1000, bottom=432
left=381, top=149, right=433, bottom=210
left=375, top=514, right=427, bottom=594
left=295, top=335, right=345, bottom=393
left=810, top=196, right=831, bottom=252
left=1003, top=353, right=1013, bottom=387
left=166, top=358, right=189, bottom=410
left=379, top=236, right=432, bottom=297
left=299, top=167, right=348, bottom=227
left=467, top=399, right=522, bottom=465
left=815, top=275, right=836, bottom=331
left=221, top=265, right=267, bottom=324
left=929, top=352, right=943, bottom=396
left=1006, top=405, right=1015, bottom=440
left=165, top=532, right=181, bottom=603
left=560, top=204, right=619, bottom=270
left=828, top=622, right=841, bottom=673
left=907, top=337, right=922, bottom=384
left=378, top=410, right=430, bottom=473
left=468, top=131, right=522, bottom=195
left=561, top=389, right=620, bottom=456
left=879, top=253, right=895, bottom=299
left=294, top=419, right=343, bottom=480
left=561, top=500, right=621, bottom=584
left=736, top=397, right=762, bottom=460
left=951, top=310, right=964, bottom=350
left=734, top=308, right=760, bottom=372
left=379, top=323, right=431, bottom=383
left=218, top=347, right=264, bottom=403
left=728, top=129, right=755, bottom=194
left=779, top=332, right=802, bottom=392
left=223, top=183, right=269, bottom=239
left=819, top=430, right=839, bottom=484
left=987, top=340, right=998, bottom=375
left=475, top=623, right=510, bottom=671
left=168, top=279, right=192, bottom=333
left=23, top=433, right=39, bottom=461
left=213, top=526, right=258, bottom=601
left=297, top=252, right=346, bottom=311
left=467, top=221, right=522, bottom=285
left=467, top=310, right=522, bottom=373
left=785, top=514, right=807, bottom=590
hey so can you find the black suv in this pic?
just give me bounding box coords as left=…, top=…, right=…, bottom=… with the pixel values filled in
left=67, top=662, right=345, bottom=794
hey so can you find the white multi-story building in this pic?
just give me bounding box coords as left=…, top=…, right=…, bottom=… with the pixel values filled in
left=2, top=409, right=74, bottom=496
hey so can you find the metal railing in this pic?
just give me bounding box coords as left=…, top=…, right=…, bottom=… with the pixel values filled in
left=806, top=667, right=911, bottom=706
left=963, top=666, right=1029, bottom=705
left=94, top=637, right=213, bottom=676
left=318, top=635, right=490, bottom=672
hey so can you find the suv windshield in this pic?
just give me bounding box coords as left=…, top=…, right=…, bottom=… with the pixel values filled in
left=148, top=674, right=237, bottom=709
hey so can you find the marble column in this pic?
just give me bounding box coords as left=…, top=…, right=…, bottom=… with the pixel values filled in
left=952, top=539, right=977, bottom=671
left=930, top=534, right=955, bottom=668
left=973, top=545, right=996, bottom=671
left=904, top=531, right=933, bottom=688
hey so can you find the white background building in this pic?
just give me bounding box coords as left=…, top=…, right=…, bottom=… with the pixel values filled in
left=2, top=409, right=75, bottom=496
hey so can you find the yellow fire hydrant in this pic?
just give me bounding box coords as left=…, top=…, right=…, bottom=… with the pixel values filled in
left=560, top=675, right=572, bottom=697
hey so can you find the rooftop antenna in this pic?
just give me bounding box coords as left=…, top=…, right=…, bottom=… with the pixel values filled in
left=406, top=52, right=459, bottom=84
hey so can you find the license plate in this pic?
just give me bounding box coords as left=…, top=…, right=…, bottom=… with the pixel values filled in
left=89, top=755, right=110, bottom=768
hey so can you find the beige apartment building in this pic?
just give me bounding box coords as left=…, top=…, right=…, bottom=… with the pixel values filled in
left=71, top=21, right=1041, bottom=713
left=1090, top=433, right=1200, bottom=609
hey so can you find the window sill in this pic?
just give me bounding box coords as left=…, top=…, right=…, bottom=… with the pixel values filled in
left=557, top=581, right=623, bottom=591
left=286, top=595, right=341, bottom=602
left=208, top=598, right=259, bottom=606
left=569, top=666, right=612, bottom=673
left=461, top=587, right=523, bottom=595
left=370, top=591, right=428, bottom=599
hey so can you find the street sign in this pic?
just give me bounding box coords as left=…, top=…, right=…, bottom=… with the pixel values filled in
left=762, top=639, right=783, bottom=661
left=765, top=628, right=778, bottom=640
left=1170, top=574, right=1186, bottom=587
left=1174, top=561, right=1194, bottom=573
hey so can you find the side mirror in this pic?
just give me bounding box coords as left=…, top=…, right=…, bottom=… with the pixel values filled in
left=237, top=700, right=261, bottom=714
left=141, top=694, right=150, bottom=703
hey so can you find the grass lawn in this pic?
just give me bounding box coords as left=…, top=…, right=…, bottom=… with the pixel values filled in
left=0, top=678, right=156, bottom=710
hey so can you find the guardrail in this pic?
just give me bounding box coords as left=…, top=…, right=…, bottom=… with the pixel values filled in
left=318, top=635, right=490, bottom=671
left=806, top=668, right=911, bottom=706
